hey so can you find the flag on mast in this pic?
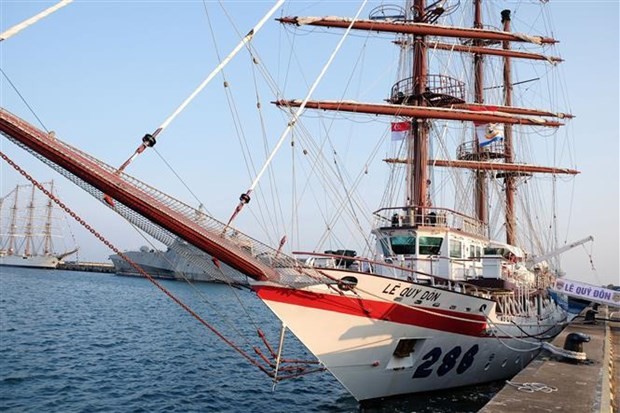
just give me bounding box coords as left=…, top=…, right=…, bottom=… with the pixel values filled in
left=477, top=123, right=503, bottom=147
left=391, top=121, right=410, bottom=141
left=469, top=105, right=504, bottom=147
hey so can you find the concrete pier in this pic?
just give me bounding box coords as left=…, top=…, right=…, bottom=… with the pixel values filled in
left=57, top=261, right=115, bottom=273
left=481, top=306, right=618, bottom=413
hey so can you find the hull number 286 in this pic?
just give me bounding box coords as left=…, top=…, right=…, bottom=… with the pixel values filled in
left=412, top=345, right=479, bottom=378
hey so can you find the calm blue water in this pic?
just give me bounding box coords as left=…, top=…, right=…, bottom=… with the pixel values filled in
left=0, top=268, right=500, bottom=412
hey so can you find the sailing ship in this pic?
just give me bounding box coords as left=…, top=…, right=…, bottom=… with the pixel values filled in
left=0, top=0, right=594, bottom=402
left=0, top=181, right=77, bottom=269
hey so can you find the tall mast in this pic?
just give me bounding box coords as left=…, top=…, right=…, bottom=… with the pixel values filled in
left=43, top=181, right=54, bottom=255
left=277, top=4, right=569, bottom=237
left=502, top=9, right=517, bottom=245
left=473, top=0, right=487, bottom=226
left=8, top=184, right=19, bottom=255
left=411, top=0, right=429, bottom=217
left=24, top=183, right=36, bottom=256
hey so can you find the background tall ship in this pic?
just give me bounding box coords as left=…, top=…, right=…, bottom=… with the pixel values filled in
left=0, top=0, right=600, bottom=403
left=0, top=181, right=77, bottom=269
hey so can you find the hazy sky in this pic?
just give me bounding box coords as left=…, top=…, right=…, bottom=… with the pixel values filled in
left=0, top=1, right=618, bottom=286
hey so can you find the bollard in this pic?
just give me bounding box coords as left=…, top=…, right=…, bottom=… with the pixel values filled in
left=563, top=332, right=591, bottom=353
left=584, top=309, right=597, bottom=324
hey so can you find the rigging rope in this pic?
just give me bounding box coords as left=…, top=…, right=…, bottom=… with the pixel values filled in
left=0, top=0, right=73, bottom=42
left=0, top=69, right=48, bottom=133
left=225, top=0, right=370, bottom=228
left=152, top=147, right=209, bottom=215
left=113, top=0, right=285, bottom=176
left=115, top=216, right=263, bottom=348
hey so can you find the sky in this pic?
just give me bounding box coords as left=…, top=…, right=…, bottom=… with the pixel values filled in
left=0, top=0, right=618, bottom=286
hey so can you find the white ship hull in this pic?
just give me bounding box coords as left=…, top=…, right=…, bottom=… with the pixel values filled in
left=254, top=270, right=566, bottom=401
left=0, top=254, right=59, bottom=269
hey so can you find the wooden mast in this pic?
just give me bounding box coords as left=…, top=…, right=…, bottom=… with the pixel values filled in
left=411, top=0, right=429, bottom=219
left=422, top=159, right=578, bottom=175
left=276, top=17, right=558, bottom=44
left=473, top=0, right=487, bottom=227
left=502, top=9, right=517, bottom=245
left=273, top=100, right=564, bottom=126
left=427, top=42, right=563, bottom=62
left=275, top=4, right=571, bottom=236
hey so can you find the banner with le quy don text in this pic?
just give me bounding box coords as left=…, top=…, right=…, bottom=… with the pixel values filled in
left=553, top=278, right=620, bottom=308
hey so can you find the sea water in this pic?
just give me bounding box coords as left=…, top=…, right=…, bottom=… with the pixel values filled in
left=0, top=268, right=501, bottom=412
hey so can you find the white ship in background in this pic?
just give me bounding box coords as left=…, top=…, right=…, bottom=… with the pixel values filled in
left=0, top=181, right=77, bottom=269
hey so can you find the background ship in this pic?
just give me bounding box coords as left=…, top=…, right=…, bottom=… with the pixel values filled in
left=109, top=240, right=215, bottom=282
left=0, top=181, right=77, bottom=269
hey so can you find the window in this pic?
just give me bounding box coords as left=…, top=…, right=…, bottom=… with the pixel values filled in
left=450, top=240, right=462, bottom=258
left=418, top=236, right=443, bottom=255
left=378, top=237, right=391, bottom=256
left=390, top=236, right=416, bottom=255
left=470, top=245, right=482, bottom=258
left=484, top=247, right=501, bottom=256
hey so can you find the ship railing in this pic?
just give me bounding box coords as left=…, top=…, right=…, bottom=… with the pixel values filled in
left=374, top=206, right=488, bottom=238
left=492, top=290, right=542, bottom=320
left=456, top=139, right=505, bottom=160
left=368, top=4, right=407, bottom=21
left=389, top=74, right=466, bottom=106
left=293, top=250, right=491, bottom=299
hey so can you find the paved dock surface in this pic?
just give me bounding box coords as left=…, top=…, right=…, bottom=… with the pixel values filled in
left=480, top=307, right=618, bottom=413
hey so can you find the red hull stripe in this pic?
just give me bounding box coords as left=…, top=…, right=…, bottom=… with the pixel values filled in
left=255, top=286, right=488, bottom=337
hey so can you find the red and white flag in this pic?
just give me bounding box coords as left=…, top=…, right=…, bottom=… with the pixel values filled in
left=391, top=121, right=410, bottom=141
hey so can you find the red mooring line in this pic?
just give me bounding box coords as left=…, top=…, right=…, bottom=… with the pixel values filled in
left=0, top=151, right=273, bottom=377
